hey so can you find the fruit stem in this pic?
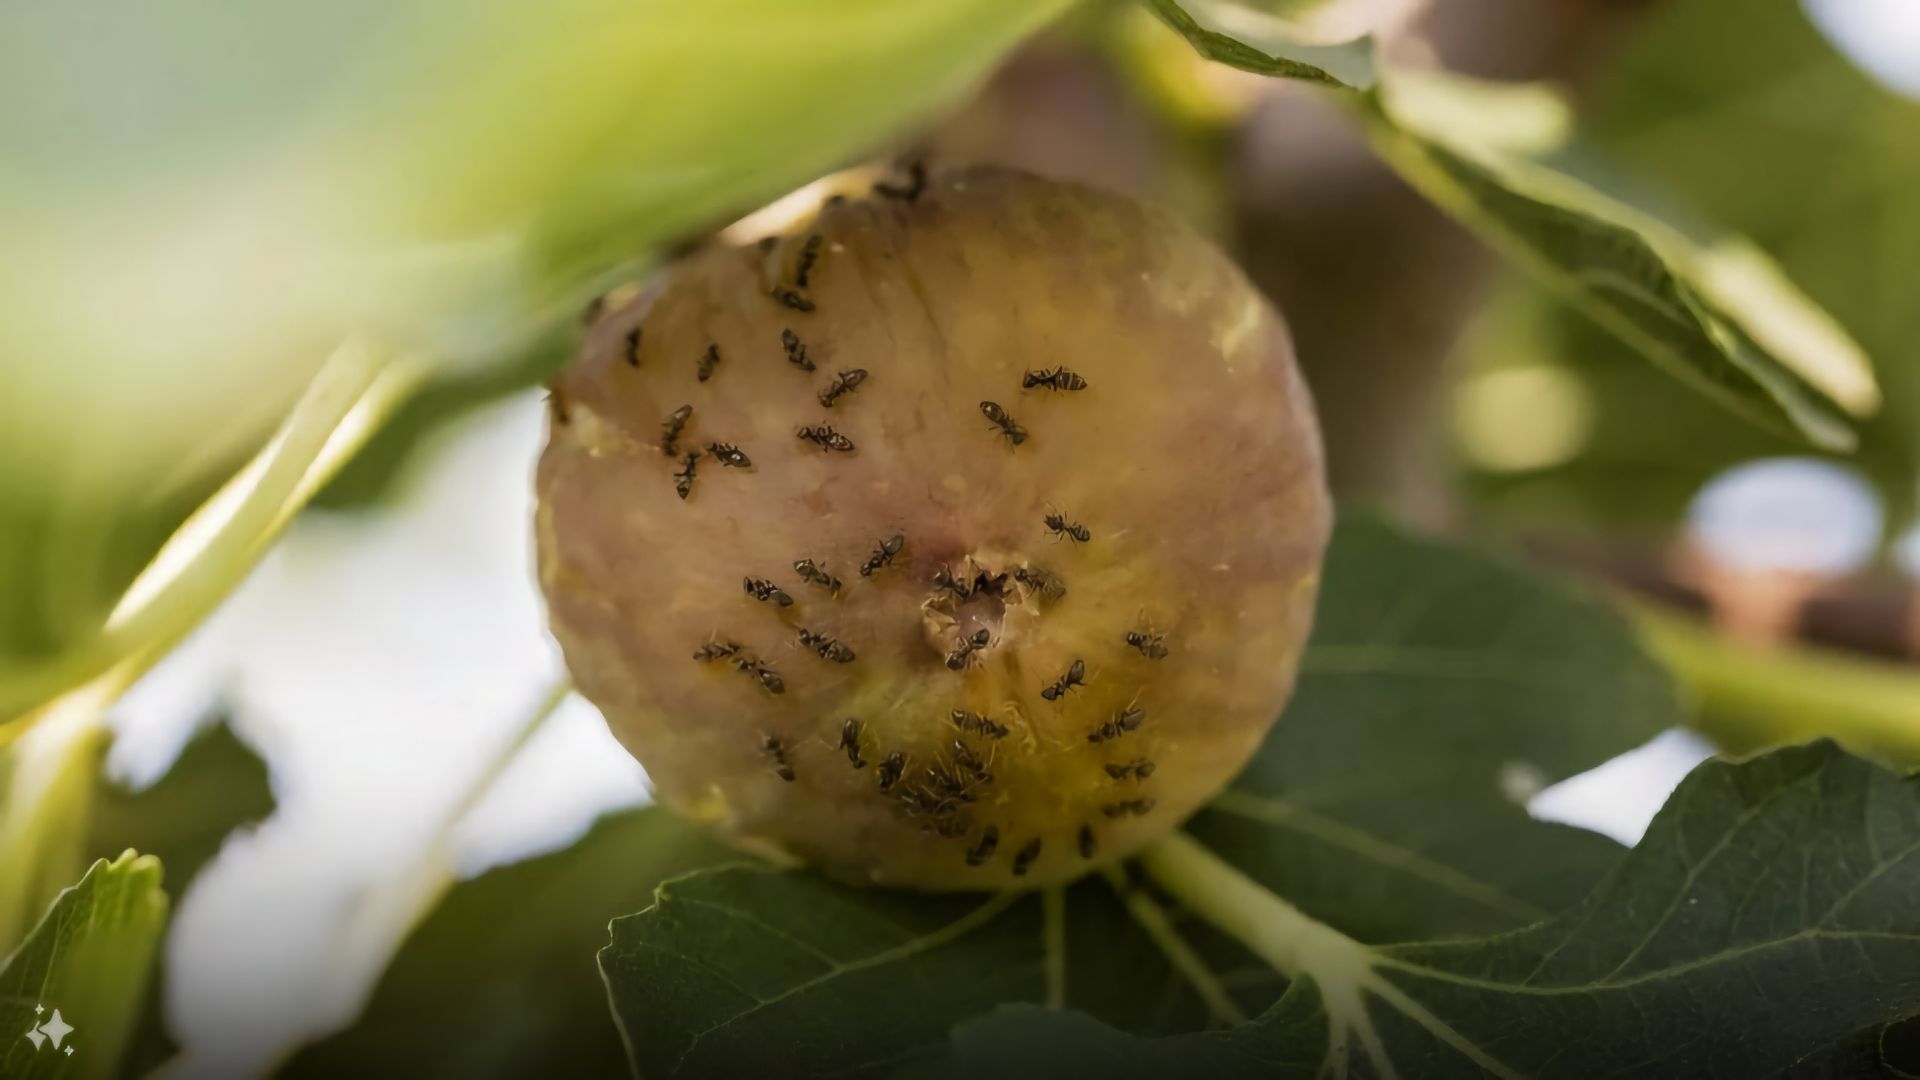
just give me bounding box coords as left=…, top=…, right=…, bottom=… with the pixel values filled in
left=1101, top=864, right=1248, bottom=1027
left=1136, top=832, right=1373, bottom=986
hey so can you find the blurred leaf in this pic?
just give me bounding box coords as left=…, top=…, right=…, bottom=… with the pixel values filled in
left=1146, top=7, right=1879, bottom=451
left=0, top=852, right=169, bottom=1080
left=1146, top=0, right=1375, bottom=91
left=596, top=515, right=1660, bottom=1074
left=282, top=807, right=733, bottom=1079
left=1187, top=516, right=1675, bottom=945
left=0, top=0, right=1070, bottom=687
left=85, top=717, right=276, bottom=1078
left=918, top=742, right=1920, bottom=1077
left=0, top=699, right=110, bottom=953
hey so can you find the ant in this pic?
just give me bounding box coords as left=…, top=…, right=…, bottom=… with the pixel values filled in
left=1010, top=838, right=1042, bottom=877
left=740, top=658, right=785, bottom=695
left=794, top=235, right=823, bottom=289
left=838, top=719, right=867, bottom=769
left=761, top=735, right=796, bottom=782
left=623, top=327, right=643, bottom=367
left=1101, top=799, right=1155, bottom=819
left=782, top=328, right=814, bottom=372
left=944, top=629, right=990, bottom=670
left=798, top=627, right=855, bottom=663
left=770, top=286, right=815, bottom=312
left=965, top=825, right=999, bottom=867
left=673, top=451, right=699, bottom=500
left=979, top=401, right=1028, bottom=446
left=818, top=368, right=868, bottom=408
left=1022, top=366, right=1087, bottom=392
left=1088, top=702, right=1145, bottom=743
left=691, top=638, right=743, bottom=663
left=697, top=343, right=721, bottom=381
left=860, top=534, right=904, bottom=577
left=706, top=442, right=751, bottom=468
left=1078, top=824, right=1097, bottom=859
left=1012, top=565, right=1066, bottom=603
left=877, top=751, right=906, bottom=793
left=660, top=404, right=693, bottom=455
left=1043, top=508, right=1090, bottom=543
left=1125, top=624, right=1169, bottom=660
left=797, top=424, right=855, bottom=452
left=793, top=558, right=842, bottom=594
left=744, top=577, right=793, bottom=607
left=950, top=709, right=1009, bottom=739
left=931, top=565, right=973, bottom=600
left=1040, top=658, right=1086, bottom=702
left=1104, top=759, right=1156, bottom=781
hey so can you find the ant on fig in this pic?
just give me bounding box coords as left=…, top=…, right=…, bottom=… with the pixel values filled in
left=860, top=534, right=904, bottom=577
left=1022, top=366, right=1087, bottom=392
left=944, top=628, right=990, bottom=670
left=1043, top=507, right=1090, bottom=543
left=979, top=400, right=1028, bottom=446
left=1041, top=658, right=1086, bottom=701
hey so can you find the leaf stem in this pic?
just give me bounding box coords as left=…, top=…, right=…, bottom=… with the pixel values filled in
left=1101, top=865, right=1248, bottom=1027
left=1043, top=885, right=1066, bottom=1010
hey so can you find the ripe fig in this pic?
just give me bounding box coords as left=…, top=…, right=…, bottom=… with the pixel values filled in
left=536, top=165, right=1329, bottom=890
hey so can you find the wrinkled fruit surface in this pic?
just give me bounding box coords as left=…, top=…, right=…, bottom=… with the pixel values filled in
left=537, top=166, right=1329, bottom=890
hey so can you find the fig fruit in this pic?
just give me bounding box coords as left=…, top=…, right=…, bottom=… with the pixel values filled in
left=536, top=165, right=1329, bottom=890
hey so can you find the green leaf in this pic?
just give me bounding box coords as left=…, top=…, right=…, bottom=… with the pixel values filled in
left=0, top=0, right=1069, bottom=695
left=85, top=717, right=277, bottom=1077
left=0, top=852, right=169, bottom=1080
left=86, top=718, right=274, bottom=890
left=1142, top=7, right=1879, bottom=450
left=922, top=741, right=1920, bottom=1077
left=282, top=807, right=735, bottom=1079
left=1187, top=515, right=1674, bottom=943
left=597, top=515, right=1662, bottom=1073
left=1145, top=0, right=1375, bottom=91
left=0, top=708, right=109, bottom=953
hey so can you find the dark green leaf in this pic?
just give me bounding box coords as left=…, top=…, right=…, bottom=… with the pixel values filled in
left=87, top=717, right=274, bottom=890
left=282, top=806, right=735, bottom=1079
left=85, top=717, right=276, bottom=1077
left=922, top=742, right=1920, bottom=1077
left=1188, top=515, right=1672, bottom=943
left=599, top=516, right=1666, bottom=1074
left=1145, top=0, right=1375, bottom=91
left=0, top=852, right=168, bottom=1080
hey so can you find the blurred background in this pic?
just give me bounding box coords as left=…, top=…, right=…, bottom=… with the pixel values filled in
left=4, top=0, right=1917, bottom=1074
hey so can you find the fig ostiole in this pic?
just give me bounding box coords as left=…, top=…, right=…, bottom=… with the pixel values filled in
left=536, top=165, right=1330, bottom=890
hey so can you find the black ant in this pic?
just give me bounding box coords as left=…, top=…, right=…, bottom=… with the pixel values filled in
left=798, top=627, right=855, bottom=663
left=706, top=442, right=751, bottom=468
left=965, top=825, right=999, bottom=867
left=761, top=735, right=796, bottom=782
left=1022, top=366, right=1086, bottom=392
left=744, top=577, right=793, bottom=607
left=1088, top=702, right=1145, bottom=743
left=1101, top=799, right=1155, bottom=819
left=1011, top=838, right=1042, bottom=877
left=691, top=638, right=743, bottom=662
left=782, top=328, right=814, bottom=372
left=1104, top=759, right=1156, bottom=781
left=623, top=327, right=643, bottom=367
left=796, top=424, right=855, bottom=452
left=794, top=235, right=823, bottom=289
left=697, top=343, right=721, bottom=381
left=660, top=404, right=693, bottom=455
left=737, top=657, right=784, bottom=695
left=860, top=534, right=904, bottom=577
left=944, top=629, right=990, bottom=670
left=838, top=719, right=866, bottom=769
left=979, top=401, right=1028, bottom=446
left=1040, top=658, right=1086, bottom=701
left=818, top=368, right=868, bottom=408
left=1125, top=626, right=1169, bottom=660
left=874, top=161, right=928, bottom=202
left=793, top=559, right=841, bottom=594
left=1043, top=508, right=1090, bottom=543
left=950, top=709, right=1009, bottom=739
left=877, top=751, right=906, bottom=792
left=931, top=565, right=973, bottom=600
left=770, top=287, right=815, bottom=312
left=1078, top=824, right=1097, bottom=859
left=673, top=451, right=699, bottom=500
left=1012, top=566, right=1066, bottom=603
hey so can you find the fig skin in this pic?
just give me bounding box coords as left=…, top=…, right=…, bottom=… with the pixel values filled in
left=536, top=165, right=1329, bottom=890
